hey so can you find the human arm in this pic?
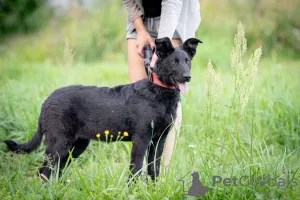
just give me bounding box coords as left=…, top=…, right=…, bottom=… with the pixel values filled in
left=151, top=0, right=183, bottom=67
left=122, top=0, right=155, bottom=57
left=157, top=0, right=183, bottom=39
left=133, top=17, right=155, bottom=57
left=122, top=0, right=143, bottom=23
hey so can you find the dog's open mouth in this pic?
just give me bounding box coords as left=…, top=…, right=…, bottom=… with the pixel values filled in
left=178, top=82, right=189, bottom=93
left=170, top=76, right=189, bottom=93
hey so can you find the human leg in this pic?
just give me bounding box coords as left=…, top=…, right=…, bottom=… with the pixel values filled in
left=127, top=39, right=148, bottom=83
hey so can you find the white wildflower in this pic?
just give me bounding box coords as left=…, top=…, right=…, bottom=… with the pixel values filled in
left=205, top=60, right=223, bottom=107
left=231, top=22, right=262, bottom=114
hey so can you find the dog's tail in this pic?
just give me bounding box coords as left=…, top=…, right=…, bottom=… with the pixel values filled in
left=4, top=124, right=43, bottom=153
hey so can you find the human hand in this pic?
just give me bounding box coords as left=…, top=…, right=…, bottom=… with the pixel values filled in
left=136, top=30, right=155, bottom=58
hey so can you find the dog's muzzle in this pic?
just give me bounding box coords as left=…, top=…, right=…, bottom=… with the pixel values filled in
left=183, top=73, right=192, bottom=82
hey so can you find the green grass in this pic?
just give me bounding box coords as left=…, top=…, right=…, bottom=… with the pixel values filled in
left=0, top=55, right=299, bottom=199
left=1, top=2, right=300, bottom=199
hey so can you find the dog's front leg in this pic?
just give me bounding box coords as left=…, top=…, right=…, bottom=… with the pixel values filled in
left=129, top=136, right=150, bottom=180
left=147, top=134, right=168, bottom=181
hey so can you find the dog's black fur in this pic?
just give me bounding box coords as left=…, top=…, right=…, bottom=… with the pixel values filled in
left=4, top=37, right=202, bottom=181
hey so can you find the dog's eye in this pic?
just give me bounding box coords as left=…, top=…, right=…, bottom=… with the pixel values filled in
left=172, top=59, right=178, bottom=64
left=186, top=59, right=191, bottom=64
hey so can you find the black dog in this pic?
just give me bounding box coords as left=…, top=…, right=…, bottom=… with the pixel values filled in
left=4, top=37, right=202, bottom=181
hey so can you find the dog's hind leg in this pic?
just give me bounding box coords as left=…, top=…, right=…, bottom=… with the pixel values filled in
left=147, top=134, right=168, bottom=181
left=71, top=138, right=90, bottom=158
left=39, top=138, right=90, bottom=181
left=57, top=138, right=90, bottom=177
left=38, top=136, right=74, bottom=181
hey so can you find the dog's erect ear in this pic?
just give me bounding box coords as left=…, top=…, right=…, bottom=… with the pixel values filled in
left=155, top=37, right=175, bottom=59
left=182, top=38, right=202, bottom=59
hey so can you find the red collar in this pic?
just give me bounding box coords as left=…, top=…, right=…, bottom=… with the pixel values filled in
left=151, top=72, right=176, bottom=89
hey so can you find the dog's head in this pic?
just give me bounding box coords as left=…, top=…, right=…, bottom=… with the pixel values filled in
left=154, top=37, right=202, bottom=92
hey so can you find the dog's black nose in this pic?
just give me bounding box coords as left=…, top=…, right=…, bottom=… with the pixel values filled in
left=183, top=73, right=191, bottom=82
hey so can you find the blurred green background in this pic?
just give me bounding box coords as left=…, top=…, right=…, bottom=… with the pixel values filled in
left=0, top=0, right=299, bottom=199
left=0, top=0, right=300, bottom=63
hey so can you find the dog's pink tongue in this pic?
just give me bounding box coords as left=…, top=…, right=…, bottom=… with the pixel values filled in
left=179, top=83, right=188, bottom=93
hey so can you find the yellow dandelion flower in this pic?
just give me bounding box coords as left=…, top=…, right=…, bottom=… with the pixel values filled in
left=96, top=133, right=100, bottom=138
left=123, top=131, right=129, bottom=137
left=104, top=130, right=109, bottom=135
